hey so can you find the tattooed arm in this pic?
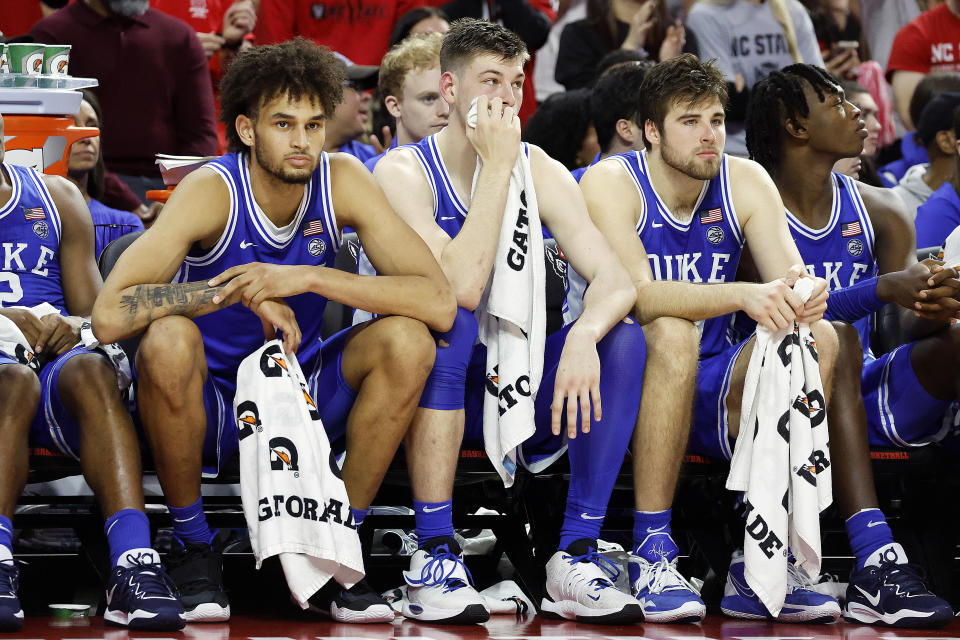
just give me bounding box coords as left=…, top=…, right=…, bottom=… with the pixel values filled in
left=92, top=169, right=232, bottom=343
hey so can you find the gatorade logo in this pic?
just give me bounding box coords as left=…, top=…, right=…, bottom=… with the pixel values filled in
left=259, top=343, right=288, bottom=378
left=53, top=54, right=69, bottom=75
left=269, top=436, right=299, bottom=474
left=236, top=400, right=262, bottom=441
left=28, top=53, right=43, bottom=74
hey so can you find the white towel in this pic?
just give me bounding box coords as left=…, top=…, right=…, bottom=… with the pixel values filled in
left=234, top=340, right=364, bottom=608
left=467, top=100, right=548, bottom=488
left=0, top=304, right=131, bottom=390
left=726, top=278, right=832, bottom=617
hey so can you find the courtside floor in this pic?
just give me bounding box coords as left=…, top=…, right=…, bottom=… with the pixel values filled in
left=14, top=615, right=960, bottom=640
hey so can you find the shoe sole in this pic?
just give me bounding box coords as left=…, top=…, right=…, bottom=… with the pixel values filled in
left=105, top=608, right=187, bottom=631
left=844, top=602, right=952, bottom=628
left=641, top=601, right=706, bottom=624
left=401, top=602, right=490, bottom=624
left=540, top=598, right=644, bottom=625
left=331, top=602, right=395, bottom=624
left=184, top=602, right=231, bottom=622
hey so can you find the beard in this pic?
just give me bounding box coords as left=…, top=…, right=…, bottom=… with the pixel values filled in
left=254, top=144, right=315, bottom=185
left=106, top=0, right=149, bottom=17
left=660, top=135, right=722, bottom=181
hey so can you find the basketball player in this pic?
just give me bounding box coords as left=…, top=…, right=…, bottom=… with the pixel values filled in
left=745, top=63, right=955, bottom=628
left=0, top=115, right=184, bottom=631
left=373, top=19, right=647, bottom=625
left=576, top=54, right=840, bottom=623
left=92, top=39, right=456, bottom=624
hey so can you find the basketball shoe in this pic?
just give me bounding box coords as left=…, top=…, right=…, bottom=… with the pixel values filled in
left=307, top=577, right=395, bottom=623
left=166, top=539, right=230, bottom=622
left=541, top=538, right=644, bottom=625
left=403, top=536, right=489, bottom=624
left=843, top=543, right=953, bottom=628
left=721, top=549, right=840, bottom=623
left=0, top=561, right=22, bottom=631
left=628, top=533, right=705, bottom=623
left=104, top=550, right=185, bottom=630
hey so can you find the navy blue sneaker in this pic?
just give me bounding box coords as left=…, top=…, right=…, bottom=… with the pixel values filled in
left=0, top=561, right=23, bottom=631
left=844, top=543, right=953, bottom=628
left=721, top=550, right=840, bottom=623
left=104, top=550, right=186, bottom=630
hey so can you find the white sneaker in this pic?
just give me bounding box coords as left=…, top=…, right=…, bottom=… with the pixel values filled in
left=540, top=539, right=644, bottom=625
left=628, top=554, right=706, bottom=623
left=402, top=536, right=489, bottom=624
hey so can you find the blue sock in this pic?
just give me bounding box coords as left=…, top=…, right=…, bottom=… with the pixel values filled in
left=846, top=508, right=895, bottom=570
left=414, top=499, right=453, bottom=546
left=168, top=498, right=213, bottom=546
left=0, top=515, right=13, bottom=560
left=558, top=494, right=606, bottom=551
left=104, top=509, right=152, bottom=567
left=351, top=507, right=368, bottom=529
left=632, top=508, right=678, bottom=561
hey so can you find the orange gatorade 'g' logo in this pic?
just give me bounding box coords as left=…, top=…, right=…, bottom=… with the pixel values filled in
left=32, top=58, right=42, bottom=73
left=236, top=400, right=261, bottom=441
left=259, top=343, right=288, bottom=378
left=57, top=60, right=68, bottom=73
left=269, top=436, right=299, bottom=473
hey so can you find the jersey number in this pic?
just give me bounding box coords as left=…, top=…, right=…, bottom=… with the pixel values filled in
left=0, top=273, right=24, bottom=307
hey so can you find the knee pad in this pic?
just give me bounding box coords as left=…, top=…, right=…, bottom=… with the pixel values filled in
left=419, top=308, right=478, bottom=410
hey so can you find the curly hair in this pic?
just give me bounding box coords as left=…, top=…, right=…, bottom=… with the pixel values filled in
left=219, top=38, right=345, bottom=152
left=745, top=63, right=839, bottom=177
left=439, top=18, right=529, bottom=75
left=638, top=54, right=727, bottom=150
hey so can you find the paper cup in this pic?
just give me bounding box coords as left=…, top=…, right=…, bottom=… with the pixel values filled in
left=43, top=44, right=71, bottom=76
left=7, top=43, right=45, bottom=76
left=49, top=603, right=90, bottom=618
left=0, top=45, right=9, bottom=74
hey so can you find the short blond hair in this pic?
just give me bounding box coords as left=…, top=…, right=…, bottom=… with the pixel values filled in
left=379, top=32, right=444, bottom=100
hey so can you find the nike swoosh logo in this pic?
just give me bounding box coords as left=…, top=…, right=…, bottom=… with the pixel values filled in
left=651, top=220, right=663, bottom=228
left=240, top=240, right=257, bottom=249
left=422, top=504, right=450, bottom=513
left=587, top=593, right=601, bottom=601
left=580, top=513, right=604, bottom=520
left=866, top=521, right=885, bottom=528
left=106, top=584, right=118, bottom=606
left=855, top=585, right=881, bottom=607
left=647, top=524, right=668, bottom=533
left=729, top=572, right=755, bottom=598
left=440, top=216, right=456, bottom=221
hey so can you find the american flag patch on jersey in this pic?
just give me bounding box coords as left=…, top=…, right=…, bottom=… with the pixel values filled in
left=841, top=221, right=862, bottom=237
left=303, top=219, right=324, bottom=237
left=22, top=206, right=45, bottom=221
left=700, top=208, right=722, bottom=224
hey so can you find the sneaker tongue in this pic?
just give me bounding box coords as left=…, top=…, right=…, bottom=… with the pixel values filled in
left=865, top=543, right=907, bottom=568
left=564, top=538, right=598, bottom=557
left=118, top=548, right=159, bottom=568
left=636, top=532, right=679, bottom=563
left=423, top=535, right=462, bottom=556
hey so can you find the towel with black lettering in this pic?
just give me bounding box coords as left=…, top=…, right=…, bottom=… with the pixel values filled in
left=726, top=278, right=832, bottom=617
left=235, top=340, right=364, bottom=608
left=467, top=100, right=548, bottom=488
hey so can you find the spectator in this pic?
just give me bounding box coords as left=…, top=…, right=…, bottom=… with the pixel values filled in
left=521, top=89, right=599, bottom=171
left=67, top=91, right=144, bottom=259
left=887, top=0, right=960, bottom=130
left=534, top=0, right=586, bottom=102
left=893, top=92, right=960, bottom=219
left=0, top=0, right=65, bottom=39
left=832, top=81, right=884, bottom=186
left=880, top=72, right=960, bottom=185
left=390, top=6, right=450, bottom=46
left=324, top=58, right=380, bottom=161
left=365, top=33, right=448, bottom=171
left=441, top=0, right=557, bottom=122
left=556, top=0, right=691, bottom=91
left=914, top=103, right=960, bottom=248
left=573, top=59, right=651, bottom=181
left=687, top=0, right=823, bottom=156
left=254, top=0, right=424, bottom=66
left=30, top=0, right=218, bottom=202
left=858, top=0, right=920, bottom=72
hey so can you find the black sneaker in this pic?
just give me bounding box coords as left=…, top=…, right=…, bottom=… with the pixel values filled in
left=307, top=578, right=394, bottom=623
left=166, top=540, right=230, bottom=622
left=0, top=561, right=23, bottom=631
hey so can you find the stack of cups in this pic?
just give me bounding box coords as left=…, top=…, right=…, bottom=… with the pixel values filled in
left=3, top=43, right=71, bottom=86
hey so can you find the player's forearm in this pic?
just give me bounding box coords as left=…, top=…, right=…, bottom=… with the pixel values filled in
left=307, top=268, right=457, bottom=332
left=91, top=281, right=226, bottom=343
left=635, top=280, right=749, bottom=324
left=576, top=264, right=637, bottom=341
left=439, top=165, right=513, bottom=310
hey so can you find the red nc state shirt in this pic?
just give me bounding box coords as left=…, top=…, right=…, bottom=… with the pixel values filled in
left=887, top=3, right=960, bottom=79
left=254, top=0, right=426, bottom=65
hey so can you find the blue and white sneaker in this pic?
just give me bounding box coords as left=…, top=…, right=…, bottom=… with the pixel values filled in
left=0, top=561, right=23, bottom=631
left=628, top=534, right=705, bottom=623
left=843, top=543, right=953, bottom=628
left=721, top=550, right=840, bottom=623
left=104, top=550, right=186, bottom=630
left=541, top=538, right=644, bottom=625
left=403, top=536, right=489, bottom=624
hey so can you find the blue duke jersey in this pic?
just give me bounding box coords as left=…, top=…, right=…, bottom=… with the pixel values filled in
left=0, top=163, right=66, bottom=313
left=787, top=172, right=877, bottom=355
left=176, top=152, right=341, bottom=379
left=565, top=150, right=744, bottom=358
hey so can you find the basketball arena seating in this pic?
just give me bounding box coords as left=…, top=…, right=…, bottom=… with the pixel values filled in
left=15, top=232, right=960, bottom=610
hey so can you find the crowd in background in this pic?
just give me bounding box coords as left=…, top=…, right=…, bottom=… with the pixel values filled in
left=4, top=0, right=960, bottom=252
